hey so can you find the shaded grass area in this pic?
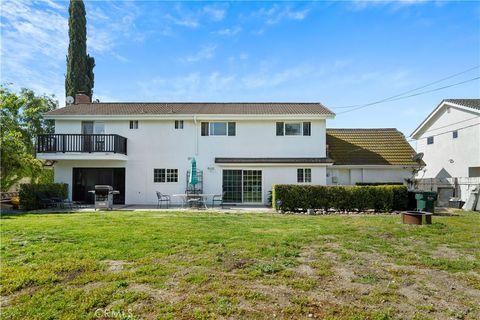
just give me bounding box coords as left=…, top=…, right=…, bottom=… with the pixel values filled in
left=1, top=211, right=479, bottom=319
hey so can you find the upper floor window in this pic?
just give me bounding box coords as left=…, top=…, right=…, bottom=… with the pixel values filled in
left=82, top=121, right=104, bottom=134
left=427, top=136, right=434, bottom=145
left=154, top=168, right=178, bottom=183
left=175, top=120, right=184, bottom=129
left=201, top=122, right=236, bottom=136
left=452, top=130, right=458, bottom=139
left=276, top=122, right=311, bottom=136
left=129, top=120, right=138, bottom=129
left=297, top=168, right=312, bottom=183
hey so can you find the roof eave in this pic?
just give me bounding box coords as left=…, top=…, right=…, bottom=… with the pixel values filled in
left=44, top=113, right=336, bottom=120
left=411, top=100, right=480, bottom=139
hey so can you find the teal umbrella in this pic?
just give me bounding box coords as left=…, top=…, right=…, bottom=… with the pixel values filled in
left=189, top=158, right=198, bottom=186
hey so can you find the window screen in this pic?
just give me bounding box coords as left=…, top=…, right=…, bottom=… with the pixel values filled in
left=276, top=122, right=284, bottom=136
left=228, top=122, right=236, bottom=136
left=129, top=120, right=138, bottom=129
left=303, top=122, right=311, bottom=136
left=175, top=120, right=184, bottom=129
left=201, top=122, right=209, bottom=136
left=154, top=169, right=166, bottom=182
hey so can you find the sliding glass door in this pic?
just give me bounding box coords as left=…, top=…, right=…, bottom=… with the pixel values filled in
left=222, top=169, right=262, bottom=203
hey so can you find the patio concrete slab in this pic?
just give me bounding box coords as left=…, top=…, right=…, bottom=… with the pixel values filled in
left=13, top=204, right=275, bottom=214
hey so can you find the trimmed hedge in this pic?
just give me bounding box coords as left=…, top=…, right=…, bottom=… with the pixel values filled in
left=272, top=184, right=408, bottom=213
left=19, top=183, right=68, bottom=210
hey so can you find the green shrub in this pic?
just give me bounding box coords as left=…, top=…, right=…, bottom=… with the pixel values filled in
left=19, top=183, right=68, bottom=210
left=272, top=184, right=408, bottom=213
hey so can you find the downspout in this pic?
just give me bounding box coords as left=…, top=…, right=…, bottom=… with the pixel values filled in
left=194, top=115, right=198, bottom=156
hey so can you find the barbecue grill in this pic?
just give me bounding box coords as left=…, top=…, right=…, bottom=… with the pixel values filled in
left=89, top=185, right=120, bottom=210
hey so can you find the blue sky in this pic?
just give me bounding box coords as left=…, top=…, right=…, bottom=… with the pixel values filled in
left=1, top=0, right=479, bottom=136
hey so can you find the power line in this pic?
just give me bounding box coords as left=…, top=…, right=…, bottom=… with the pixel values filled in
left=335, top=76, right=480, bottom=115
left=331, top=65, right=480, bottom=110
left=408, top=122, right=480, bottom=142
left=412, top=116, right=479, bottom=136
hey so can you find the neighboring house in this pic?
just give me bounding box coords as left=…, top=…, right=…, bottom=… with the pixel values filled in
left=326, top=128, right=420, bottom=185
left=37, top=95, right=335, bottom=205
left=411, top=99, right=480, bottom=179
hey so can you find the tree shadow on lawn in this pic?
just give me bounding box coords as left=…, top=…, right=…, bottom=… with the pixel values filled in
left=0, top=210, right=82, bottom=219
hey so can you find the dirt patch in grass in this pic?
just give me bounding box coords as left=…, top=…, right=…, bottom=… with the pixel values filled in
left=0, top=286, right=37, bottom=308
left=223, top=258, right=255, bottom=271
left=295, top=264, right=316, bottom=277
left=103, top=260, right=130, bottom=272
left=55, top=267, right=85, bottom=282
left=432, top=244, right=476, bottom=261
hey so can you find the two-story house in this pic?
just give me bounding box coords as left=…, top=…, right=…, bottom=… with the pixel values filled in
left=411, top=99, right=480, bottom=179
left=37, top=95, right=335, bottom=205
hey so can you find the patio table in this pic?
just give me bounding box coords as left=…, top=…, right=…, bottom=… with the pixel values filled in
left=173, top=194, right=215, bottom=209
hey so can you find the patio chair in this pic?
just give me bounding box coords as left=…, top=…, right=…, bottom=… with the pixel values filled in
left=156, top=191, right=171, bottom=208
left=212, top=192, right=226, bottom=208
left=46, top=191, right=64, bottom=207
left=36, top=192, right=55, bottom=208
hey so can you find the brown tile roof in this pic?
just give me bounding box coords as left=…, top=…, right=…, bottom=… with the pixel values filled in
left=45, top=102, right=334, bottom=116
left=215, top=157, right=333, bottom=164
left=444, top=99, right=480, bottom=111
left=326, top=128, right=419, bottom=166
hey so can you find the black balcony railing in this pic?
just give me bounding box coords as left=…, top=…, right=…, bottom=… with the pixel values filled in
left=37, top=134, right=127, bottom=155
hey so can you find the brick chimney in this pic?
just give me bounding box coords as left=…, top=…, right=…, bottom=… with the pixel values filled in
left=75, top=93, right=91, bottom=104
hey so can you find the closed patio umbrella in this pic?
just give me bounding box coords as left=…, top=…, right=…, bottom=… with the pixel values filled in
left=189, top=158, right=198, bottom=187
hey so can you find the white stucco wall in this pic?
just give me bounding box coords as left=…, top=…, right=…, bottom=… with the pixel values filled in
left=415, top=105, right=480, bottom=178
left=51, top=118, right=329, bottom=205
left=327, top=167, right=412, bottom=185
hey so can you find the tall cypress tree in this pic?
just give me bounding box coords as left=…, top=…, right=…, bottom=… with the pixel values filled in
left=65, top=0, right=94, bottom=99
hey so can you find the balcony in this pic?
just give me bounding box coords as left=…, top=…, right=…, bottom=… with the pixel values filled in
left=37, top=134, right=127, bottom=161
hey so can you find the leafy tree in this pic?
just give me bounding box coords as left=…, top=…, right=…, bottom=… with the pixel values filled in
left=0, top=85, right=57, bottom=191
left=65, top=0, right=94, bottom=98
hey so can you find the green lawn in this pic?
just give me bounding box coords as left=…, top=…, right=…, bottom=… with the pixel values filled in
left=1, top=211, right=479, bottom=319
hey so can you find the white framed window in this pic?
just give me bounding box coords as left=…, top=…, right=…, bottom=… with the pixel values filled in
left=452, top=130, right=458, bottom=139
left=129, top=120, right=138, bottom=129
left=153, top=169, right=165, bottom=182
left=201, top=122, right=236, bottom=136
left=154, top=168, right=178, bottom=183
left=427, top=136, right=434, bottom=145
left=276, top=122, right=311, bottom=136
left=285, top=123, right=302, bottom=135
left=166, top=169, right=178, bottom=182
left=297, top=168, right=312, bottom=183
left=175, top=120, right=184, bottom=129
left=94, top=122, right=105, bottom=134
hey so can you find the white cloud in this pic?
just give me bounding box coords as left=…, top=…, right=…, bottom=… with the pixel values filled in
left=165, top=13, right=199, bottom=28
left=203, top=6, right=226, bottom=21
left=0, top=0, right=142, bottom=105
left=136, top=62, right=318, bottom=101
left=351, top=0, right=428, bottom=10
left=256, top=5, right=311, bottom=25
left=214, top=26, right=242, bottom=36
left=242, top=64, right=314, bottom=89
left=182, top=45, right=217, bottom=63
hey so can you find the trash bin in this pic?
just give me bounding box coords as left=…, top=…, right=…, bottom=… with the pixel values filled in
left=415, top=192, right=437, bottom=213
